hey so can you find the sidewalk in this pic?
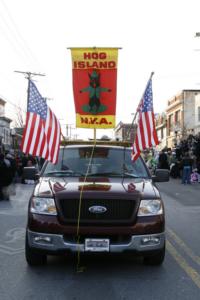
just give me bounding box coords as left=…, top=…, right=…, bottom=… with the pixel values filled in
left=168, top=177, right=200, bottom=189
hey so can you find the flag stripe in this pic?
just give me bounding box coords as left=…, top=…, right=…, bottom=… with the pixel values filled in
left=46, top=109, right=53, bottom=161
left=53, top=124, right=61, bottom=163
left=26, top=113, right=37, bottom=154
left=142, top=113, right=148, bottom=148
left=152, top=112, right=159, bottom=145
left=137, top=125, right=142, bottom=151
left=21, top=112, right=31, bottom=153
left=149, top=112, right=155, bottom=146
left=36, top=123, right=45, bottom=157
left=53, top=116, right=60, bottom=164
left=41, top=126, right=48, bottom=160
left=29, top=114, right=40, bottom=155
left=145, top=112, right=151, bottom=147
left=48, top=111, right=55, bottom=161
left=139, top=117, right=146, bottom=149
left=32, top=118, right=43, bottom=156
left=50, top=113, right=57, bottom=162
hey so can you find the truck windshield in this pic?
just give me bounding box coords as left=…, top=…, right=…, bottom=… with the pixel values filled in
left=43, top=147, right=149, bottom=178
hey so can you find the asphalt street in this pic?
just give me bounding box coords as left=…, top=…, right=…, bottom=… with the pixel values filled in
left=0, top=180, right=200, bottom=300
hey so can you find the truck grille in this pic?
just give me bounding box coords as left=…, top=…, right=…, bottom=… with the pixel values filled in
left=57, top=198, right=138, bottom=225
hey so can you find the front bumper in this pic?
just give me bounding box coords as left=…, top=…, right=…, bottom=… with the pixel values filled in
left=27, top=229, right=165, bottom=253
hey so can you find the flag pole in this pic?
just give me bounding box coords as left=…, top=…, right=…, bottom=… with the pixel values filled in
left=26, top=75, right=31, bottom=112
left=125, top=72, right=154, bottom=141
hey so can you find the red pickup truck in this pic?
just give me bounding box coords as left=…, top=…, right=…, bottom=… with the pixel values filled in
left=25, top=142, right=169, bottom=266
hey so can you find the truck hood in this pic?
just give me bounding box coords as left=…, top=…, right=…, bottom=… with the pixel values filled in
left=34, top=176, right=158, bottom=199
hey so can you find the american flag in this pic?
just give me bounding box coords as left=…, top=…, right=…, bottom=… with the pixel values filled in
left=132, top=78, right=159, bottom=161
left=21, top=80, right=61, bottom=164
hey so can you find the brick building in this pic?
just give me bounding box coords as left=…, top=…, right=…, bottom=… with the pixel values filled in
left=0, top=98, right=12, bottom=152
left=114, top=122, right=137, bottom=142
left=166, top=90, right=200, bottom=148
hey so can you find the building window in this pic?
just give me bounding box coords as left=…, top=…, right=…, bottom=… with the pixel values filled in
left=168, top=114, right=173, bottom=134
left=161, top=128, right=163, bottom=139
left=175, top=110, right=180, bottom=124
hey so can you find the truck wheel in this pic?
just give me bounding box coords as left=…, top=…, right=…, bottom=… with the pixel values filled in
left=143, top=245, right=165, bottom=266
left=25, top=235, right=47, bottom=266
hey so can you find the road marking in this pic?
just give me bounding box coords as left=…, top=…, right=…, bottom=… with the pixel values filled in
left=167, top=240, right=200, bottom=289
left=0, top=244, right=24, bottom=255
left=0, top=227, right=25, bottom=255
left=0, top=209, right=27, bottom=216
left=5, top=228, right=25, bottom=243
left=167, top=227, right=200, bottom=266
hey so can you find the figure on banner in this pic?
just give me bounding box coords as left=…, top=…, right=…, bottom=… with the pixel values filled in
left=80, top=70, right=111, bottom=114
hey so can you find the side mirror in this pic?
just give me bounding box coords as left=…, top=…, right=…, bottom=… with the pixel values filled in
left=152, top=169, right=170, bottom=182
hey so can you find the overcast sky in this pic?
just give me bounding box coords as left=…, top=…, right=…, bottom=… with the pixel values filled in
left=1, top=0, right=200, bottom=139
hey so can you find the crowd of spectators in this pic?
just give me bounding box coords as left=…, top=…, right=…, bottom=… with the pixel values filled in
left=0, top=150, right=42, bottom=201
left=145, top=133, right=200, bottom=184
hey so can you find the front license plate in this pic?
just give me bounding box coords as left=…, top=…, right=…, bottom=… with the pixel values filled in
left=85, top=238, right=110, bottom=252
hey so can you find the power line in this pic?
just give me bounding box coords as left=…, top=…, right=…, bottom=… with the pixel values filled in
left=0, top=0, right=42, bottom=67
left=0, top=15, right=29, bottom=65
left=4, top=98, right=26, bottom=113
left=1, top=71, right=45, bottom=115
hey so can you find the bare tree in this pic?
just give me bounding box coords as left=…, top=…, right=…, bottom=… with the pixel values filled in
left=13, top=106, right=25, bottom=128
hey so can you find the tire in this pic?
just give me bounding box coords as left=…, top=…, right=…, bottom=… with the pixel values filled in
left=143, top=245, right=165, bottom=266
left=25, top=234, right=47, bottom=266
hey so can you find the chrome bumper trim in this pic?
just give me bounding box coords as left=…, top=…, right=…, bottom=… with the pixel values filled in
left=27, top=230, right=165, bottom=253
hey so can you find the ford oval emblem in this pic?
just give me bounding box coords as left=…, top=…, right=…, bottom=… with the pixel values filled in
left=89, top=205, right=107, bottom=214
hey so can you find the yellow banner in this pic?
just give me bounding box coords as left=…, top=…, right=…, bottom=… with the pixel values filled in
left=71, top=48, right=118, bottom=69
left=76, top=114, right=115, bottom=129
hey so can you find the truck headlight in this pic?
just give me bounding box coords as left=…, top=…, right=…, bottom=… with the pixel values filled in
left=137, top=199, right=163, bottom=216
left=30, top=197, right=57, bottom=215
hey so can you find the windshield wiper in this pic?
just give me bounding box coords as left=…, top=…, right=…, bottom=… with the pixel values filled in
left=44, top=170, right=84, bottom=177
left=44, top=170, right=144, bottom=178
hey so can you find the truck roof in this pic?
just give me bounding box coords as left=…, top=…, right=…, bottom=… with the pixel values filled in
left=61, top=140, right=131, bottom=147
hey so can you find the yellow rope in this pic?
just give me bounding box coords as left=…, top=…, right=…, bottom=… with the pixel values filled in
left=76, top=137, right=97, bottom=272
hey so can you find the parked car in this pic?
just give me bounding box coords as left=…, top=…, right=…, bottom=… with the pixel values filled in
left=25, top=142, right=169, bottom=266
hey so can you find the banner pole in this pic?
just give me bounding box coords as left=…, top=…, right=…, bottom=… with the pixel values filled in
left=67, top=47, right=122, bottom=49
left=76, top=134, right=97, bottom=273
left=94, top=128, right=96, bottom=141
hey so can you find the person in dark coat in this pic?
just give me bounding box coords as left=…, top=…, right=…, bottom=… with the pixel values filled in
left=175, top=145, right=182, bottom=160
left=181, top=152, right=193, bottom=184
left=0, top=153, right=12, bottom=200
left=5, top=151, right=17, bottom=181
left=0, top=153, right=6, bottom=200
left=158, top=150, right=169, bottom=169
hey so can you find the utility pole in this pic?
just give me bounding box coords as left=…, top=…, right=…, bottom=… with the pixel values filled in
left=66, top=124, right=75, bottom=139
left=14, top=71, right=46, bottom=111
left=14, top=70, right=45, bottom=80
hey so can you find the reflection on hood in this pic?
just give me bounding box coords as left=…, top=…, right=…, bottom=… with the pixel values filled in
left=78, top=183, right=111, bottom=192
left=53, top=181, right=67, bottom=193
